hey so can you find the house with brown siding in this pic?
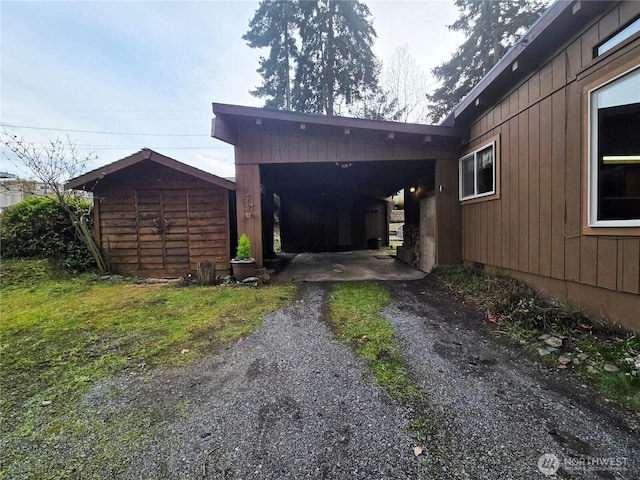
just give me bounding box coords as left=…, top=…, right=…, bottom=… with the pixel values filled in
left=212, top=0, right=639, bottom=330
left=66, top=149, right=235, bottom=278
left=443, top=0, right=640, bottom=330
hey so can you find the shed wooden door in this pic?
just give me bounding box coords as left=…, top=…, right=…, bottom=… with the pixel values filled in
left=136, top=189, right=189, bottom=274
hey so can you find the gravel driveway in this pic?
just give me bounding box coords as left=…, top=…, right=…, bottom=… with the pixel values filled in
left=78, top=281, right=638, bottom=479
left=385, top=281, right=639, bottom=479
left=85, top=283, right=423, bottom=479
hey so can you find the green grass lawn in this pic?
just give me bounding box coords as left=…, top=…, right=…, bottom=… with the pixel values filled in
left=0, top=259, right=296, bottom=478
left=327, top=281, right=419, bottom=401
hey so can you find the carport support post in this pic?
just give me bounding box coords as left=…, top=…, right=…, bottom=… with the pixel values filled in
left=235, top=164, right=264, bottom=268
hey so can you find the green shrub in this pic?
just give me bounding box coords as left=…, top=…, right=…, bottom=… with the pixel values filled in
left=0, top=258, right=71, bottom=288
left=0, top=196, right=95, bottom=271
left=235, top=233, right=253, bottom=260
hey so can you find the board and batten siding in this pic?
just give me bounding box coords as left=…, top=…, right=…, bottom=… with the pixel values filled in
left=462, top=2, right=640, bottom=329
left=96, top=178, right=231, bottom=277
left=234, top=130, right=454, bottom=166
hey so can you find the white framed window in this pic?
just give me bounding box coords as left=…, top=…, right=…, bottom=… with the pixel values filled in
left=588, top=65, right=640, bottom=227
left=459, top=141, right=496, bottom=201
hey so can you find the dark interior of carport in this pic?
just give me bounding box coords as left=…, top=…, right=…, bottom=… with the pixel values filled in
left=212, top=103, right=467, bottom=269
left=260, top=160, right=436, bottom=253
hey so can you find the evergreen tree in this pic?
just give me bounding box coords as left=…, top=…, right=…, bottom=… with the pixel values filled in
left=245, top=0, right=379, bottom=116
left=243, top=0, right=300, bottom=110
left=293, top=0, right=378, bottom=115
left=347, top=85, right=403, bottom=121
left=427, top=0, right=547, bottom=123
left=291, top=0, right=326, bottom=114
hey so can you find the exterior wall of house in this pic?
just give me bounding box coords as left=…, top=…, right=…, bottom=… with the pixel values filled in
left=400, top=159, right=462, bottom=269
left=94, top=161, right=231, bottom=277
left=234, top=130, right=454, bottom=166
left=435, top=159, right=462, bottom=266
left=461, top=2, right=640, bottom=330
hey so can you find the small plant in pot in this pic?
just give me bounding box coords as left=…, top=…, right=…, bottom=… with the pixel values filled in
left=231, top=233, right=256, bottom=281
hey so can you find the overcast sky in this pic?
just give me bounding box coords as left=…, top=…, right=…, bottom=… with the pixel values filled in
left=1, top=0, right=464, bottom=180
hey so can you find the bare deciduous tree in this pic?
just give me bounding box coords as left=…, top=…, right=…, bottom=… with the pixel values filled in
left=383, top=46, right=429, bottom=123
left=1, top=132, right=108, bottom=273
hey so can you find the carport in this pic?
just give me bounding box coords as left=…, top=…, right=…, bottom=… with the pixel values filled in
left=211, top=103, right=467, bottom=270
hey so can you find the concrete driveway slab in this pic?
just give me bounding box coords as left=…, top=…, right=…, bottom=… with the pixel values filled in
left=275, top=251, right=426, bottom=282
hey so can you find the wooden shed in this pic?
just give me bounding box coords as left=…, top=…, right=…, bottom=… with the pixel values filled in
left=66, top=149, right=235, bottom=278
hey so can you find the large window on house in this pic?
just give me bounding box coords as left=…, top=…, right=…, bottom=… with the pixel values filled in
left=589, top=66, right=640, bottom=227
left=459, top=141, right=495, bottom=201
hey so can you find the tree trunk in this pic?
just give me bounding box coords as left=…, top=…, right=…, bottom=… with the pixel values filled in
left=326, top=2, right=335, bottom=115
left=197, top=261, right=216, bottom=285
left=78, top=214, right=108, bottom=273
left=284, top=29, right=291, bottom=110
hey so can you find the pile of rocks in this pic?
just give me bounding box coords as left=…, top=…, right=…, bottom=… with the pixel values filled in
left=625, top=354, right=640, bottom=373
left=536, top=333, right=638, bottom=376
left=218, top=275, right=261, bottom=287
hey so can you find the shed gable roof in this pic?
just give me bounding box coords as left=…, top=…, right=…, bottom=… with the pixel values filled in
left=65, top=148, right=235, bottom=192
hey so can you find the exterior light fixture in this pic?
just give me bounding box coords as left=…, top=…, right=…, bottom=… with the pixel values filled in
left=409, top=186, right=416, bottom=193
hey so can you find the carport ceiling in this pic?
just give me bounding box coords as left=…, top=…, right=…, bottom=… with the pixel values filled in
left=261, top=159, right=434, bottom=199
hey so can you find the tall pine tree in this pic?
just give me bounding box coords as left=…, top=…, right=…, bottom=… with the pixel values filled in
left=427, top=0, right=547, bottom=123
left=243, top=0, right=299, bottom=110
left=244, top=0, right=379, bottom=116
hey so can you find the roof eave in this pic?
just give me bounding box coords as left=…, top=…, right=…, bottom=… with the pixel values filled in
left=212, top=102, right=468, bottom=141
left=448, top=0, right=613, bottom=126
